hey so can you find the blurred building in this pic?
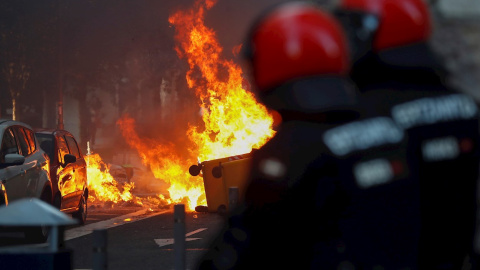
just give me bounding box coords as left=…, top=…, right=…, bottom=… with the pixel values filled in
left=430, top=0, right=480, bottom=101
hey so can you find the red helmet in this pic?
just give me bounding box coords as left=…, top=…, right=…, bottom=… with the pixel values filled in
left=246, top=2, right=350, bottom=92
left=339, top=0, right=432, bottom=51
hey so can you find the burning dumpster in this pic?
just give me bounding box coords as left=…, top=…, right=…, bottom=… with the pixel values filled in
left=189, top=152, right=253, bottom=213
left=218, top=158, right=252, bottom=210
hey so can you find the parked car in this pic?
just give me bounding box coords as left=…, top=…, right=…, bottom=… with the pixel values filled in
left=35, top=129, right=88, bottom=225
left=0, top=119, right=52, bottom=242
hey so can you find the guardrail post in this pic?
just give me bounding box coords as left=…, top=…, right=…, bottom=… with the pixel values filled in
left=93, top=229, right=108, bottom=270
left=228, top=186, right=239, bottom=213
left=48, top=226, right=59, bottom=252
left=174, top=204, right=186, bottom=270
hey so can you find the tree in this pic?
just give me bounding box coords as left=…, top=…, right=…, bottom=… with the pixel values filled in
left=1, top=30, right=30, bottom=120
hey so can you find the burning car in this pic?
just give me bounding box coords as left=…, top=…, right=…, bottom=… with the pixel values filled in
left=35, top=129, right=88, bottom=225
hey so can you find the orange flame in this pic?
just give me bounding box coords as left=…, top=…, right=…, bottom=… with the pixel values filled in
left=116, top=116, right=204, bottom=211
left=106, top=0, right=275, bottom=211
left=169, top=0, right=275, bottom=162
left=85, top=153, right=135, bottom=204
left=86, top=152, right=174, bottom=209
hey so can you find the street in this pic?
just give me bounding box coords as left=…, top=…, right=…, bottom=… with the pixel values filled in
left=65, top=205, right=225, bottom=270
left=0, top=204, right=226, bottom=270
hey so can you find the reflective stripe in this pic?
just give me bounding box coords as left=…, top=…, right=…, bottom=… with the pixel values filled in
left=354, top=159, right=394, bottom=189
left=392, top=94, right=478, bottom=129
left=323, top=117, right=404, bottom=156
left=421, top=136, right=460, bottom=162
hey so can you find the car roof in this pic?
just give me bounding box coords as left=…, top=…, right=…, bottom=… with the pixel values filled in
left=34, top=128, right=56, bottom=135
left=0, top=119, right=33, bottom=130
left=35, top=129, right=75, bottom=138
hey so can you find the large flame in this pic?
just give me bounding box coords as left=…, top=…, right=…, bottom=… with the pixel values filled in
left=169, top=0, right=275, bottom=161
left=87, top=0, right=275, bottom=211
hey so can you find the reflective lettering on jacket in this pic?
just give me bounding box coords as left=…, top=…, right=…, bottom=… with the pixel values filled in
left=354, top=158, right=394, bottom=188
left=421, top=136, right=460, bottom=162
left=391, top=94, right=478, bottom=129
left=323, top=117, right=404, bottom=156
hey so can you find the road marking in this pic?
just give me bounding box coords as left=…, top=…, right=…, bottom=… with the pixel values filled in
left=186, top=228, right=207, bottom=236
left=154, top=228, right=207, bottom=247
left=65, top=208, right=171, bottom=241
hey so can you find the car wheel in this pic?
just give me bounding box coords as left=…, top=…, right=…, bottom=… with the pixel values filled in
left=0, top=192, right=7, bottom=206
left=53, top=193, right=61, bottom=209
left=25, top=190, right=51, bottom=243
left=72, top=194, right=87, bottom=225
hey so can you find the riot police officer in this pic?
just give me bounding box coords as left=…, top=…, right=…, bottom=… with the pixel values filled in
left=196, top=2, right=423, bottom=269
left=334, top=0, right=480, bottom=268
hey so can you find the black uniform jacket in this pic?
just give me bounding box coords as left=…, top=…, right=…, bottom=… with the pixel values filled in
left=353, top=55, right=480, bottom=269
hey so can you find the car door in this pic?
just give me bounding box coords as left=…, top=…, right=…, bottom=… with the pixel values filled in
left=56, top=134, right=77, bottom=210
left=65, top=134, right=87, bottom=203
left=14, top=126, right=42, bottom=198
left=0, top=127, right=27, bottom=201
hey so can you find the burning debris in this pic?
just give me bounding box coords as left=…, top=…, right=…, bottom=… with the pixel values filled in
left=86, top=152, right=170, bottom=209
left=86, top=153, right=136, bottom=204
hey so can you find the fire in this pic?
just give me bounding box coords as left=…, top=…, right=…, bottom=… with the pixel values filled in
left=116, top=116, right=204, bottom=211
left=88, top=0, right=275, bottom=211
left=169, top=0, right=275, bottom=162
left=86, top=152, right=171, bottom=208
left=85, top=153, right=136, bottom=204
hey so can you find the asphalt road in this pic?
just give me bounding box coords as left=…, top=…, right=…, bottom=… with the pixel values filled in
left=65, top=205, right=225, bottom=270
left=1, top=202, right=479, bottom=270
left=0, top=204, right=226, bottom=270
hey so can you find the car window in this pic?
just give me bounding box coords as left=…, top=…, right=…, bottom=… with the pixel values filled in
left=0, top=128, right=19, bottom=163
left=24, top=128, right=37, bottom=154
left=36, top=134, right=55, bottom=161
left=65, top=135, right=81, bottom=159
left=14, top=127, right=30, bottom=157
left=57, top=136, right=70, bottom=164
